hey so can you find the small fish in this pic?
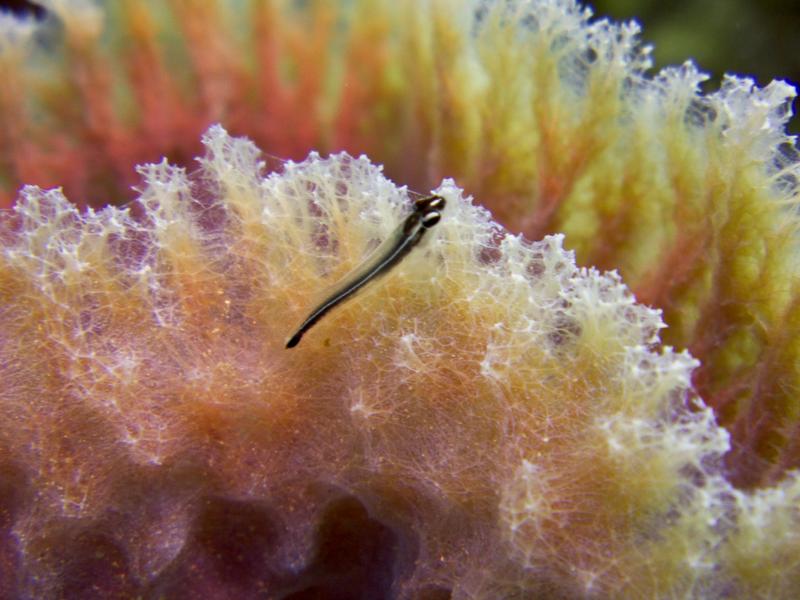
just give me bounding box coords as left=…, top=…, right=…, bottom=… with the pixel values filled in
left=286, top=195, right=446, bottom=348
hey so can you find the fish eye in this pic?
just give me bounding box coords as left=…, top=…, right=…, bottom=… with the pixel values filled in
left=426, top=196, right=446, bottom=211
left=421, top=211, right=441, bottom=227
left=415, top=195, right=445, bottom=212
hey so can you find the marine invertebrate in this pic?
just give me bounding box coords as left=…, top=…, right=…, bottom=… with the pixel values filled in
left=1, top=0, right=798, bottom=489
left=2, top=0, right=800, bottom=597
left=2, top=125, right=799, bottom=598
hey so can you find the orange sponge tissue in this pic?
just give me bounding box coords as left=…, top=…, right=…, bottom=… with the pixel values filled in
left=1, top=126, right=798, bottom=598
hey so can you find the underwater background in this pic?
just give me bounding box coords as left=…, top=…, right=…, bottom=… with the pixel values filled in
left=2, top=1, right=800, bottom=598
